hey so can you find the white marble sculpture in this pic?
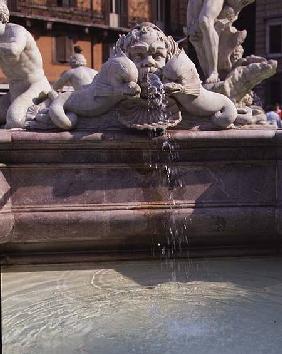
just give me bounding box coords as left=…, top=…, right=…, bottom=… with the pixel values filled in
left=162, top=49, right=238, bottom=128
left=235, top=92, right=267, bottom=125
left=28, top=50, right=141, bottom=130
left=187, top=0, right=225, bottom=83
left=116, top=23, right=237, bottom=130
left=205, top=45, right=277, bottom=125
left=210, top=54, right=277, bottom=104
left=26, top=22, right=237, bottom=131
left=187, top=0, right=277, bottom=126
left=187, top=0, right=255, bottom=83
left=0, top=0, right=51, bottom=129
left=53, top=50, right=98, bottom=91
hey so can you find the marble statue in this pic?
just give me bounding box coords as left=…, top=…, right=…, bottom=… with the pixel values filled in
left=0, top=0, right=277, bottom=132
left=113, top=23, right=237, bottom=129
left=27, top=22, right=237, bottom=131
left=205, top=44, right=277, bottom=125
left=0, top=0, right=51, bottom=129
left=53, top=47, right=98, bottom=91
left=187, top=0, right=277, bottom=127
left=210, top=53, right=277, bottom=104
left=187, top=0, right=225, bottom=83
left=27, top=50, right=141, bottom=130
left=186, top=0, right=255, bottom=83
left=162, top=49, right=237, bottom=128
left=235, top=92, right=267, bottom=125
left=216, top=0, right=256, bottom=78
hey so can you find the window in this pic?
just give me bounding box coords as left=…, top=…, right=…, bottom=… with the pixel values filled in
left=267, top=20, right=282, bottom=56
left=152, top=0, right=165, bottom=28
left=269, top=80, right=282, bottom=105
left=156, top=0, right=164, bottom=22
left=54, top=36, right=73, bottom=64
left=110, top=0, right=122, bottom=14
left=109, top=0, right=128, bottom=27
left=57, top=0, right=75, bottom=7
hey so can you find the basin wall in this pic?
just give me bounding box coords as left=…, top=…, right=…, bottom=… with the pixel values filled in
left=0, top=129, right=281, bottom=260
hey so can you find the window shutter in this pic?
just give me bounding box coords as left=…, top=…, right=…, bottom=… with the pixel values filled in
left=66, top=37, right=73, bottom=59
left=55, top=36, right=73, bottom=63
left=55, top=36, right=66, bottom=63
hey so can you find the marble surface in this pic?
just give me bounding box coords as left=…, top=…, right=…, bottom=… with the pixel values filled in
left=2, top=257, right=282, bottom=354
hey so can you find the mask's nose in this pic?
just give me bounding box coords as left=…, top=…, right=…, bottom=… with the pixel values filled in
left=142, top=55, right=155, bottom=67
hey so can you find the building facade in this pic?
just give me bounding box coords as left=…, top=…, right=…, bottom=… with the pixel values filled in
left=5, top=0, right=271, bottom=101
left=0, top=0, right=188, bottom=83
left=2, top=0, right=154, bottom=83
left=256, top=0, right=282, bottom=105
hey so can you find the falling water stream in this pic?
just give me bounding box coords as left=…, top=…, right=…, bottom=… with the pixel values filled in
left=145, top=73, right=191, bottom=278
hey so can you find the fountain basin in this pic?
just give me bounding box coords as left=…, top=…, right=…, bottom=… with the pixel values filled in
left=2, top=257, right=282, bottom=353
left=0, top=128, right=281, bottom=260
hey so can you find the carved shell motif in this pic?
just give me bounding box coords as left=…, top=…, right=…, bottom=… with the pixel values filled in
left=117, top=96, right=182, bottom=130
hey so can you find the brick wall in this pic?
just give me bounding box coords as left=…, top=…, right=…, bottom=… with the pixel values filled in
left=34, top=34, right=104, bottom=82
left=128, top=0, right=151, bottom=25
left=93, top=0, right=103, bottom=12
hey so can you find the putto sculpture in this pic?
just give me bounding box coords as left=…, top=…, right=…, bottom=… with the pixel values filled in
left=52, top=46, right=98, bottom=91
left=0, top=0, right=50, bottom=129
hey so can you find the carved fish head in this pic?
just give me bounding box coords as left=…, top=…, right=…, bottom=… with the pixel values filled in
left=162, top=49, right=201, bottom=97
left=92, top=50, right=140, bottom=96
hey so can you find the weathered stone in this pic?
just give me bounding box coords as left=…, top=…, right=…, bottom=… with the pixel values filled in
left=0, top=129, right=281, bottom=257
left=0, top=0, right=51, bottom=129
left=186, top=0, right=277, bottom=127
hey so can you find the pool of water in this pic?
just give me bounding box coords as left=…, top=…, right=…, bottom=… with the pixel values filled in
left=2, top=257, right=282, bottom=354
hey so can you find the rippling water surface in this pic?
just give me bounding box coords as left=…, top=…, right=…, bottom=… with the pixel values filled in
left=2, top=257, right=282, bottom=354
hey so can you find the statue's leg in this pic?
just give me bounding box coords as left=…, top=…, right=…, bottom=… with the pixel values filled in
left=187, top=0, right=209, bottom=76
left=5, top=92, right=34, bottom=129
left=5, top=80, right=51, bottom=129
left=198, top=0, right=224, bottom=83
left=0, top=93, right=11, bottom=126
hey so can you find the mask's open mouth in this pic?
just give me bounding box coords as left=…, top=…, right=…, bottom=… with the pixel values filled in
left=138, top=68, right=163, bottom=98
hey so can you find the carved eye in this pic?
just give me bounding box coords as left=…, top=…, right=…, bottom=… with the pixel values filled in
left=133, top=54, right=143, bottom=61
left=153, top=54, right=163, bottom=61
left=176, top=75, right=183, bottom=83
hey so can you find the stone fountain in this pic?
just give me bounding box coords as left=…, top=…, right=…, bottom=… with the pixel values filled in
left=0, top=0, right=281, bottom=262
left=2, top=3, right=282, bottom=352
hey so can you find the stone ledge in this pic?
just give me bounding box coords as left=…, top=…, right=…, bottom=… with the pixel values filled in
left=0, top=128, right=279, bottom=146
left=0, top=129, right=281, bottom=259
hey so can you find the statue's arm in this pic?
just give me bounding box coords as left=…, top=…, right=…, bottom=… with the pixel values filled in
left=0, top=26, right=27, bottom=57
left=53, top=71, right=72, bottom=91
